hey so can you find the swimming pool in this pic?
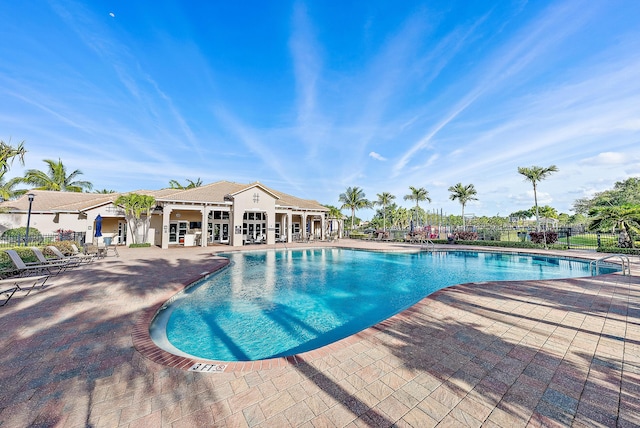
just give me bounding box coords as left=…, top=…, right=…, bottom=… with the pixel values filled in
left=151, top=249, right=618, bottom=362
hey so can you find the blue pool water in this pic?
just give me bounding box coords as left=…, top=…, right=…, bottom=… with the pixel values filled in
left=151, top=249, right=617, bottom=362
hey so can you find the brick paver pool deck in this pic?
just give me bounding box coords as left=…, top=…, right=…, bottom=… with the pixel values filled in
left=1, top=240, right=639, bottom=427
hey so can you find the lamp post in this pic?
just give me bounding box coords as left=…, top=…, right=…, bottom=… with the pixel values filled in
left=24, top=193, right=35, bottom=246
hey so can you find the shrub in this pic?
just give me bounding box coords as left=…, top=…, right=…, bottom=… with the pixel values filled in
left=1, top=227, right=43, bottom=243
left=597, top=247, right=640, bottom=256
left=454, top=231, right=478, bottom=241
left=46, top=241, right=79, bottom=255
left=529, top=232, right=558, bottom=245
left=129, top=243, right=151, bottom=248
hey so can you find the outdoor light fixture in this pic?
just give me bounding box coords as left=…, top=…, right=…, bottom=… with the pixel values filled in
left=24, top=193, right=35, bottom=245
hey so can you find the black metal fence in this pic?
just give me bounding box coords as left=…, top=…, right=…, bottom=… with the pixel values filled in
left=351, top=226, right=624, bottom=251
left=0, top=231, right=87, bottom=248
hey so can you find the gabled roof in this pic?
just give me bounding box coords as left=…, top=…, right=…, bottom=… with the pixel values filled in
left=0, top=190, right=119, bottom=213
left=0, top=181, right=328, bottom=213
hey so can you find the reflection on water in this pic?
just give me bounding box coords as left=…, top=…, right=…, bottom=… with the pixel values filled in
left=155, top=249, right=617, bottom=362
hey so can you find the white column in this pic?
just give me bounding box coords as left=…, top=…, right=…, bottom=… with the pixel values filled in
left=201, top=206, right=208, bottom=247
left=161, top=207, right=172, bottom=249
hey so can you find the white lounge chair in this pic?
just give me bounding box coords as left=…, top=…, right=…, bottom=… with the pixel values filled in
left=31, top=247, right=79, bottom=269
left=5, top=250, right=67, bottom=277
left=46, top=246, right=94, bottom=265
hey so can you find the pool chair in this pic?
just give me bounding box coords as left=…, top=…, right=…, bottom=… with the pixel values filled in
left=0, top=275, right=50, bottom=305
left=46, top=246, right=94, bottom=265
left=4, top=250, right=68, bottom=277
left=30, top=247, right=80, bottom=269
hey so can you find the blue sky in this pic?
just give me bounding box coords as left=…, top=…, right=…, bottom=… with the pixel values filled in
left=1, top=1, right=639, bottom=219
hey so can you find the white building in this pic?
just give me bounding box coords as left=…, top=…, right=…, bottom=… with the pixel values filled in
left=0, top=181, right=338, bottom=248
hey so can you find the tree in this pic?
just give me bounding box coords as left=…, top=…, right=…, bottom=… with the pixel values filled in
left=93, top=189, right=117, bottom=194
left=517, top=165, right=558, bottom=231
left=324, top=204, right=343, bottom=237
left=573, top=177, right=640, bottom=214
left=169, top=178, right=203, bottom=189
left=588, top=204, right=640, bottom=248
left=403, top=186, right=431, bottom=226
left=114, top=193, right=156, bottom=244
left=393, top=207, right=411, bottom=229
left=22, top=158, right=93, bottom=192
left=0, top=139, right=28, bottom=201
left=0, top=176, right=27, bottom=201
left=0, top=139, right=27, bottom=175
left=509, top=209, right=533, bottom=227
left=338, top=187, right=371, bottom=230
left=375, top=192, right=395, bottom=232
left=448, top=183, right=478, bottom=229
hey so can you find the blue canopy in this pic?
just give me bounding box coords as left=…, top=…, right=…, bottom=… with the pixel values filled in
left=95, top=215, right=103, bottom=237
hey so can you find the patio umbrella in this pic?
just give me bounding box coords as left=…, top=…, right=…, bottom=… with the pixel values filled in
left=410, top=220, right=414, bottom=234
left=95, top=215, right=103, bottom=237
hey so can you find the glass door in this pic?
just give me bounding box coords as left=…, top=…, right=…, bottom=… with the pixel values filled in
left=169, top=223, right=178, bottom=244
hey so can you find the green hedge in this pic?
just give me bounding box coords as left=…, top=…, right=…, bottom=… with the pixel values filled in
left=597, top=247, right=640, bottom=256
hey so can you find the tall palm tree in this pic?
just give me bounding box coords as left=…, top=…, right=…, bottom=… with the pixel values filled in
left=518, top=165, right=558, bottom=231
left=169, top=178, right=203, bottom=189
left=338, top=186, right=371, bottom=230
left=0, top=140, right=28, bottom=201
left=0, top=176, right=26, bottom=201
left=375, top=192, right=396, bottom=232
left=0, top=139, right=27, bottom=175
left=403, top=186, right=431, bottom=226
left=448, top=183, right=478, bottom=229
left=22, top=158, right=93, bottom=192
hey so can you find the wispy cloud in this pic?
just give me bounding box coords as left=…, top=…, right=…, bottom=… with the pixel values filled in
left=369, top=152, right=386, bottom=161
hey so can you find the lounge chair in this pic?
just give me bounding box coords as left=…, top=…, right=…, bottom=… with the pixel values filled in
left=46, top=246, right=94, bottom=265
left=31, top=247, right=79, bottom=269
left=5, top=250, right=68, bottom=277
left=0, top=275, right=50, bottom=305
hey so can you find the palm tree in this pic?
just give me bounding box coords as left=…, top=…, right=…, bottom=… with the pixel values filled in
left=115, top=193, right=157, bottom=244
left=0, top=176, right=26, bottom=201
left=403, top=186, right=431, bottom=226
left=169, top=178, right=203, bottom=189
left=338, top=186, right=371, bottom=230
left=448, top=183, right=478, bottom=229
left=22, top=158, right=93, bottom=192
left=0, top=139, right=28, bottom=201
left=0, top=139, right=27, bottom=175
left=324, top=205, right=343, bottom=238
left=517, top=165, right=558, bottom=231
left=588, top=204, right=640, bottom=248
left=93, top=189, right=117, bottom=194
left=375, top=192, right=396, bottom=232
